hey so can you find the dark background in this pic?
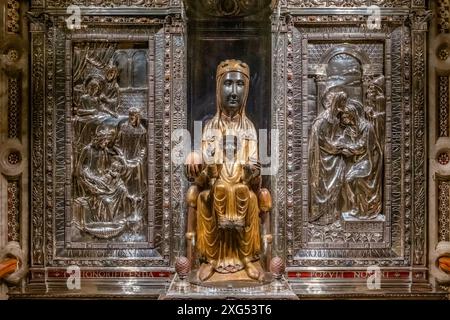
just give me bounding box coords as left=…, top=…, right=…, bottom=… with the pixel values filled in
left=187, top=20, right=272, bottom=138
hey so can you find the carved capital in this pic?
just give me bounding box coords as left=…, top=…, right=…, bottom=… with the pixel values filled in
left=408, top=10, right=432, bottom=31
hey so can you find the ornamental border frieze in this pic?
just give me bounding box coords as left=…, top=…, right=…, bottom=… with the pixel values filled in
left=288, top=14, right=407, bottom=26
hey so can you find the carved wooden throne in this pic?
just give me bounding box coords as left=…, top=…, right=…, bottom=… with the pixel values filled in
left=184, top=159, right=273, bottom=282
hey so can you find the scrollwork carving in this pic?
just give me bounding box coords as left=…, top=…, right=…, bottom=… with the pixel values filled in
left=79, top=16, right=165, bottom=26
left=401, top=25, right=412, bottom=266
left=438, top=179, right=450, bottom=242
left=45, top=21, right=56, bottom=266
left=412, top=0, right=425, bottom=9
left=170, top=21, right=187, bottom=260
left=32, top=0, right=44, bottom=8
left=271, top=15, right=289, bottom=262
left=290, top=14, right=406, bottom=27
left=162, top=22, right=172, bottom=259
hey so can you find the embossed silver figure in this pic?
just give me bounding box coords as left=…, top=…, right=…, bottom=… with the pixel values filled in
left=309, top=86, right=383, bottom=224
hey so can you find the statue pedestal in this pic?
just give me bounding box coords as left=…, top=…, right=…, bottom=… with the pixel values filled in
left=160, top=274, right=298, bottom=300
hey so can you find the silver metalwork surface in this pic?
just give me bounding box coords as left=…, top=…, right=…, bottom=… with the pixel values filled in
left=0, top=0, right=446, bottom=299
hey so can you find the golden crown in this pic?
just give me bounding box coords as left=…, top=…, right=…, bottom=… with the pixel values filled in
left=217, top=59, right=250, bottom=79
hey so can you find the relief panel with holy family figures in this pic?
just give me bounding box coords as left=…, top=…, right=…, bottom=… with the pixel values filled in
left=70, top=42, right=150, bottom=246
left=306, top=42, right=387, bottom=245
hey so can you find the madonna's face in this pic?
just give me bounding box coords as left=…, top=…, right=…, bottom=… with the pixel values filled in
left=220, top=71, right=245, bottom=116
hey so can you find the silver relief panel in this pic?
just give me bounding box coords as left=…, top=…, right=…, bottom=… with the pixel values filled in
left=273, top=21, right=412, bottom=267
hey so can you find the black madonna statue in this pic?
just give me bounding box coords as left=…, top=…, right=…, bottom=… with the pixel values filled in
left=184, top=60, right=273, bottom=283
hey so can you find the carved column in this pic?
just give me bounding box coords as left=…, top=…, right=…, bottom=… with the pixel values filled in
left=0, top=0, right=29, bottom=298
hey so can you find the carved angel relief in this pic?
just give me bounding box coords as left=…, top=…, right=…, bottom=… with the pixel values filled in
left=71, top=42, right=149, bottom=241
left=308, top=44, right=386, bottom=241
